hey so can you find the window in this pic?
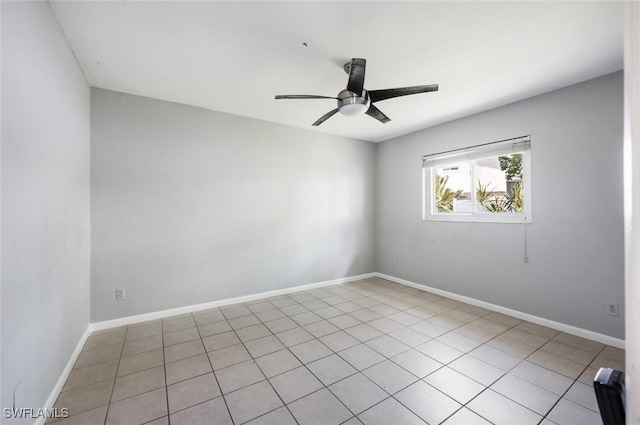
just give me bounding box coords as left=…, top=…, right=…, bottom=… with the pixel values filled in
left=423, top=136, right=531, bottom=223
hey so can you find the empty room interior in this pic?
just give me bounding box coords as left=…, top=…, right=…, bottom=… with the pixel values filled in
left=2, top=1, right=639, bottom=425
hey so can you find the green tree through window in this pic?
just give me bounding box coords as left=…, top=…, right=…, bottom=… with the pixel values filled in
left=435, top=174, right=463, bottom=213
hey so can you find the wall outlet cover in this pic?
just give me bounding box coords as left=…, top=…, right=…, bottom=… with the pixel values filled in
left=116, top=287, right=126, bottom=301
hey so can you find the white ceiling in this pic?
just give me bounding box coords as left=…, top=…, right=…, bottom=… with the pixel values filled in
left=50, top=1, right=624, bottom=143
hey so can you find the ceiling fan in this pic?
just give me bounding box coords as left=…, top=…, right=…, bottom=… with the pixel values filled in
left=275, top=58, right=438, bottom=126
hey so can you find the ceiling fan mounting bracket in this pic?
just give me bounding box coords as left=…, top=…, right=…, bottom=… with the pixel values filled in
left=343, top=61, right=352, bottom=75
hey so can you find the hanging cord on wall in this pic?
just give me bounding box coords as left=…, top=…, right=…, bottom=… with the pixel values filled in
left=523, top=222, right=529, bottom=263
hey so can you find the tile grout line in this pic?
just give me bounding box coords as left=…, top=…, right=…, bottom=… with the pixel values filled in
left=196, top=310, right=238, bottom=425
left=289, top=285, right=427, bottom=423
left=297, top=284, right=471, bottom=423
left=245, top=305, right=304, bottom=425
left=458, top=329, right=605, bottom=424
left=345, top=281, right=601, bottom=423
left=218, top=299, right=301, bottom=424
left=257, top=288, right=380, bottom=423
left=376, top=303, right=494, bottom=423
left=161, top=315, right=222, bottom=418
left=374, top=299, right=505, bottom=424
left=535, top=343, right=608, bottom=423
left=276, top=288, right=389, bottom=425
left=242, top=293, right=341, bottom=424
left=431, top=314, right=570, bottom=424
left=162, top=318, right=171, bottom=424
left=161, top=313, right=228, bottom=420
left=315, top=284, right=538, bottom=423
left=324, top=282, right=600, bottom=423
left=102, top=326, right=128, bottom=425
left=60, top=325, right=175, bottom=423
left=320, top=284, right=429, bottom=423
left=98, top=317, right=555, bottom=424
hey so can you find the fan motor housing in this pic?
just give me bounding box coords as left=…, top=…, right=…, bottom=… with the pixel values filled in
left=337, top=89, right=370, bottom=116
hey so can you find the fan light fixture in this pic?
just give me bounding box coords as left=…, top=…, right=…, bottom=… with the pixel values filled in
left=337, top=89, right=370, bottom=116
left=339, top=103, right=369, bottom=116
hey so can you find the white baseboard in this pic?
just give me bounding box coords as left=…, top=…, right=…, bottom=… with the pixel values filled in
left=35, top=325, right=93, bottom=425
left=376, top=272, right=626, bottom=350
left=89, top=270, right=625, bottom=347
left=91, top=272, right=376, bottom=331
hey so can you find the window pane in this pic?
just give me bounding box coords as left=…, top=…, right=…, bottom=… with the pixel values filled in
left=434, top=163, right=471, bottom=213
left=475, top=153, right=524, bottom=213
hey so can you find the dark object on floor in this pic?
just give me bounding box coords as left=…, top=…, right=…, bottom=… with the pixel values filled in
left=594, top=367, right=625, bottom=425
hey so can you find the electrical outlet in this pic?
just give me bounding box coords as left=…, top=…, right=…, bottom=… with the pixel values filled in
left=115, top=287, right=126, bottom=301
left=607, top=302, right=619, bottom=317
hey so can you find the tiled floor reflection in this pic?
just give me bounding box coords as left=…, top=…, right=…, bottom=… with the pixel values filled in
left=49, top=277, right=624, bottom=424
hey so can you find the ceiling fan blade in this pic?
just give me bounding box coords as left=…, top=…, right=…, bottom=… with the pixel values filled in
left=312, top=108, right=339, bottom=126
left=346, top=58, right=366, bottom=96
left=275, top=95, right=337, bottom=100
left=368, top=84, right=439, bottom=103
left=366, top=104, right=391, bottom=124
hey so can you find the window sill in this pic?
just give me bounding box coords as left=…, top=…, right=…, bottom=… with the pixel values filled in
left=424, top=214, right=531, bottom=224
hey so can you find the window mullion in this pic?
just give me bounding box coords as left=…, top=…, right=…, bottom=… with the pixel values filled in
left=470, top=160, right=477, bottom=214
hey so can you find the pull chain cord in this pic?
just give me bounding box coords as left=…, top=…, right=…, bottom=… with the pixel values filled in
left=523, top=222, right=529, bottom=262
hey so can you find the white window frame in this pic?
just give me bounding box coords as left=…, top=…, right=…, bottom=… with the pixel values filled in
left=423, top=136, right=532, bottom=223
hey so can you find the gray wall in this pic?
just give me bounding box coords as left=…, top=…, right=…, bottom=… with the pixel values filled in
left=1, top=1, right=91, bottom=418
left=376, top=71, right=625, bottom=339
left=91, top=89, right=376, bottom=322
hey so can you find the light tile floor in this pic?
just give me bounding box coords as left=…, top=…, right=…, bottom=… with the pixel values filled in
left=49, top=277, right=625, bottom=425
